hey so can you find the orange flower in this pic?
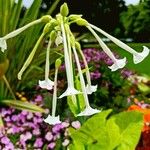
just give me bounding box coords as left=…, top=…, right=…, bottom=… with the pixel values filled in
left=128, top=105, right=150, bottom=132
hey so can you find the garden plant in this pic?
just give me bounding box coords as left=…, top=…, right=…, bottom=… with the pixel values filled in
left=0, top=1, right=150, bottom=150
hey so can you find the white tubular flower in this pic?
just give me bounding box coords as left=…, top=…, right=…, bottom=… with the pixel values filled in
left=72, top=46, right=100, bottom=116
left=59, top=22, right=80, bottom=99
left=0, top=19, right=42, bottom=52
left=39, top=39, right=54, bottom=90
left=133, top=46, right=150, bottom=64
left=44, top=115, right=61, bottom=125
left=39, top=79, right=54, bottom=90
left=0, top=38, right=7, bottom=52
left=55, top=31, right=63, bottom=46
left=89, top=23, right=150, bottom=64
left=77, top=106, right=100, bottom=116
left=77, top=46, right=97, bottom=94
left=87, top=26, right=126, bottom=71
left=86, top=84, right=98, bottom=94
left=44, top=59, right=62, bottom=125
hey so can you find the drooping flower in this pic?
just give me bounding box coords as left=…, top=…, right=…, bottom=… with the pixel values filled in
left=44, top=59, right=62, bottom=125
left=89, top=23, right=150, bottom=64
left=44, top=115, right=61, bottom=125
left=39, top=39, right=54, bottom=90
left=87, top=26, right=126, bottom=72
left=55, top=31, right=63, bottom=46
left=59, top=22, right=80, bottom=98
left=0, top=18, right=45, bottom=52
left=72, top=46, right=100, bottom=116
left=76, top=42, right=97, bottom=94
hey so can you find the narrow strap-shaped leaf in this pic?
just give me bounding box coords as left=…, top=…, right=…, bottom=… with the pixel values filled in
left=1, top=100, right=45, bottom=113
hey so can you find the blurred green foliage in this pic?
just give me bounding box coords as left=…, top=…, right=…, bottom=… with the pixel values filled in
left=0, top=0, right=61, bottom=101
left=120, top=0, right=150, bottom=42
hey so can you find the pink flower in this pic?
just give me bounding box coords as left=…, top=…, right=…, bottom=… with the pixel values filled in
left=71, top=121, right=81, bottom=129
left=48, top=142, right=56, bottom=149
left=34, top=138, right=43, bottom=148
left=45, top=132, right=53, bottom=141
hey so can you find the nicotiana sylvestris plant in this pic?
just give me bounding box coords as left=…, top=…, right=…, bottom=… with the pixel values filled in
left=0, top=3, right=149, bottom=125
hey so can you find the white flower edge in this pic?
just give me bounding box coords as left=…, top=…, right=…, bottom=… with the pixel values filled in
left=86, top=84, right=98, bottom=94
left=44, top=115, right=61, bottom=125
left=59, top=87, right=81, bottom=99
left=133, top=46, right=150, bottom=64
left=0, top=38, right=7, bottom=52
left=108, top=57, right=127, bottom=72
left=77, top=106, right=101, bottom=116
left=39, top=79, right=54, bottom=90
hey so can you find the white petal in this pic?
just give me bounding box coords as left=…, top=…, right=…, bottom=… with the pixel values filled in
left=39, top=79, right=54, bottom=90
left=55, top=35, right=63, bottom=46
left=0, top=38, right=7, bottom=52
left=108, top=57, right=126, bottom=71
left=133, top=46, right=150, bottom=64
left=59, top=87, right=81, bottom=99
left=77, top=106, right=101, bottom=116
left=44, top=115, right=61, bottom=125
left=86, top=84, right=98, bottom=94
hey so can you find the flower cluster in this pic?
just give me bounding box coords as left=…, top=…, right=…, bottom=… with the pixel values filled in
left=0, top=3, right=149, bottom=124
left=0, top=95, right=81, bottom=149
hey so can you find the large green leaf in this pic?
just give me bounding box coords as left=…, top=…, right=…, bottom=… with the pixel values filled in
left=1, top=100, right=45, bottom=113
left=69, top=110, right=143, bottom=150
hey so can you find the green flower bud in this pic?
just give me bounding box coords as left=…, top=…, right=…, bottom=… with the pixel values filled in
left=43, top=23, right=51, bottom=34
left=41, top=15, right=52, bottom=23
left=75, top=42, right=81, bottom=50
left=50, top=31, right=56, bottom=41
left=60, top=3, right=69, bottom=17
left=69, top=14, right=82, bottom=21
left=70, top=35, right=75, bottom=47
left=55, top=59, right=62, bottom=68
left=76, top=18, right=88, bottom=26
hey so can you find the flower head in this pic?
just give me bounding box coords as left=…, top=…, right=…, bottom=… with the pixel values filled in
left=133, top=46, right=150, bottom=64
left=77, top=106, right=101, bottom=116
left=44, top=115, right=61, bottom=125
left=86, top=84, right=98, bottom=94
left=108, top=57, right=127, bottom=72
left=39, top=79, right=54, bottom=90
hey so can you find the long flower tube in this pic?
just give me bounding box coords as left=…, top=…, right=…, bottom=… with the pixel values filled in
left=39, top=39, right=54, bottom=90
left=59, top=22, right=80, bottom=99
left=0, top=16, right=51, bottom=52
left=18, top=33, right=45, bottom=80
left=72, top=46, right=100, bottom=116
left=44, top=59, right=61, bottom=125
left=76, top=42, right=97, bottom=94
left=87, top=26, right=126, bottom=71
left=89, top=23, right=150, bottom=64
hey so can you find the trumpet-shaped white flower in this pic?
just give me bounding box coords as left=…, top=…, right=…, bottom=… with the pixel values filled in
left=72, top=46, right=100, bottom=116
left=0, top=19, right=42, bottom=52
left=55, top=32, right=63, bottom=46
left=0, top=38, right=7, bottom=52
left=77, top=47, right=97, bottom=94
left=108, top=57, right=127, bottom=72
left=60, top=22, right=80, bottom=98
left=39, top=39, right=54, bottom=90
left=133, top=46, right=150, bottom=64
left=59, top=87, right=81, bottom=99
left=87, top=26, right=126, bottom=71
left=44, top=115, right=61, bottom=125
left=86, top=84, right=98, bottom=94
left=89, top=23, right=150, bottom=64
left=39, top=79, right=54, bottom=90
left=77, top=106, right=101, bottom=116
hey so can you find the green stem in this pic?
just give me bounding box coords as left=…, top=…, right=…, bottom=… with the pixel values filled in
left=3, top=75, right=16, bottom=100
